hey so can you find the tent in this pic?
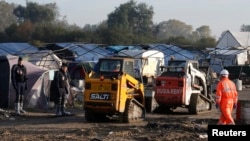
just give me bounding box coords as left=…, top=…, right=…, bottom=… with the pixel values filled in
left=209, top=49, right=249, bottom=74
left=216, top=31, right=250, bottom=50
left=117, top=49, right=165, bottom=78
left=0, top=43, right=39, bottom=56
left=147, top=44, right=195, bottom=65
left=45, top=43, right=113, bottom=62
left=106, top=45, right=143, bottom=53
left=0, top=55, right=51, bottom=110
left=26, top=50, right=62, bottom=70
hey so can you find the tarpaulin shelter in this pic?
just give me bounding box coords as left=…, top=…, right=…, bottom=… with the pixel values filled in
left=209, top=49, right=249, bottom=74
left=45, top=43, right=112, bottom=62
left=0, top=55, right=51, bottom=110
left=117, top=49, right=165, bottom=79
left=0, top=43, right=39, bottom=56
left=106, top=45, right=143, bottom=54
left=147, top=44, right=195, bottom=65
left=26, top=50, right=62, bottom=70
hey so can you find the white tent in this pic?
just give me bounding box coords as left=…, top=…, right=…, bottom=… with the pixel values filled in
left=0, top=55, right=51, bottom=110
left=26, top=50, right=62, bottom=70
left=147, top=44, right=195, bottom=65
left=216, top=31, right=250, bottom=50
left=118, top=49, right=165, bottom=78
left=209, top=49, right=249, bottom=74
left=51, top=43, right=112, bottom=62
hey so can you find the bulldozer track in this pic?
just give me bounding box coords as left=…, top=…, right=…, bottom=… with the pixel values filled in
left=188, top=93, right=212, bottom=114
left=123, top=98, right=145, bottom=123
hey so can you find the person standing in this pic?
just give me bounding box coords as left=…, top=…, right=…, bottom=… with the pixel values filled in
left=215, top=69, right=238, bottom=125
left=11, top=56, right=28, bottom=115
left=54, top=62, right=71, bottom=116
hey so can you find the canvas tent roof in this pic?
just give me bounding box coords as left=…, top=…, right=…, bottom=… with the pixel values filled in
left=0, top=43, right=39, bottom=56
left=26, top=50, right=62, bottom=70
left=209, top=49, right=249, bottom=73
left=210, top=49, right=247, bottom=55
left=231, top=32, right=250, bottom=48
left=74, top=43, right=112, bottom=61
left=117, top=49, right=164, bottom=59
left=147, top=44, right=195, bottom=65
left=46, top=43, right=112, bottom=62
left=216, top=31, right=250, bottom=49
left=0, top=55, right=51, bottom=110
left=106, top=45, right=143, bottom=53
left=45, top=43, right=76, bottom=61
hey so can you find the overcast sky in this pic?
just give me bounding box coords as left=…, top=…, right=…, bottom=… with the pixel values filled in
left=5, top=0, right=250, bottom=39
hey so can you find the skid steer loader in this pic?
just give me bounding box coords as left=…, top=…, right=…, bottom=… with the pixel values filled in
left=154, top=59, right=215, bottom=114
left=84, top=57, right=145, bottom=123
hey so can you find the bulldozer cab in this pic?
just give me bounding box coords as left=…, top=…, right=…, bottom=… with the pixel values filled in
left=167, top=60, right=186, bottom=72
left=93, top=57, right=136, bottom=78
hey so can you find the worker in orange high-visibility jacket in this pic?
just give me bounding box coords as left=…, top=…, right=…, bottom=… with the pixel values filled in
left=215, top=69, right=238, bottom=125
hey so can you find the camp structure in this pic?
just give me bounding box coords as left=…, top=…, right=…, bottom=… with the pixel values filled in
left=147, top=44, right=196, bottom=65
left=0, top=43, right=39, bottom=56
left=117, top=49, right=164, bottom=84
left=105, top=45, right=143, bottom=54
left=209, top=49, right=249, bottom=73
left=45, top=43, right=112, bottom=62
left=209, top=31, right=250, bottom=74
left=216, top=31, right=250, bottom=50
left=0, top=55, right=52, bottom=111
left=26, top=50, right=62, bottom=70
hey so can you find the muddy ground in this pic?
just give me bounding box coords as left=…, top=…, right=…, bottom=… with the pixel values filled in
left=0, top=88, right=249, bottom=141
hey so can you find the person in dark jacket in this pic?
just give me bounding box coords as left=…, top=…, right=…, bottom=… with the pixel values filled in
left=11, top=56, right=28, bottom=115
left=54, top=62, right=71, bottom=116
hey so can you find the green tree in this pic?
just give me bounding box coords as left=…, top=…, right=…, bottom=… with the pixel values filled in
left=154, top=19, right=193, bottom=40
left=240, top=24, right=250, bottom=32
left=5, top=21, right=33, bottom=42
left=195, top=25, right=211, bottom=38
left=0, top=1, right=17, bottom=32
left=106, top=0, right=154, bottom=44
left=196, top=37, right=216, bottom=49
left=13, top=2, right=58, bottom=23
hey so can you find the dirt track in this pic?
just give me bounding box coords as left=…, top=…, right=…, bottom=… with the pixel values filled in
left=0, top=88, right=249, bottom=141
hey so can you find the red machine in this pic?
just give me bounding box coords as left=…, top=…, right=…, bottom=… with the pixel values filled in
left=154, top=60, right=214, bottom=114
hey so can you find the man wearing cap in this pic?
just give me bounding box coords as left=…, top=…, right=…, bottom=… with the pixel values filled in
left=54, top=62, right=71, bottom=116
left=11, top=56, right=28, bottom=115
left=215, top=69, right=238, bottom=125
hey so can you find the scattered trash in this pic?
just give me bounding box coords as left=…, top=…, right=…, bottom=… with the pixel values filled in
left=199, top=134, right=208, bottom=139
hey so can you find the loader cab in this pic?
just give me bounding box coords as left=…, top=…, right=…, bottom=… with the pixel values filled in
left=168, top=60, right=186, bottom=72
left=94, top=57, right=136, bottom=78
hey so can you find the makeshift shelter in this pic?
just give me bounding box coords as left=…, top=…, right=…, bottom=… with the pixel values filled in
left=117, top=49, right=164, bottom=79
left=68, top=61, right=96, bottom=80
left=26, top=50, right=62, bottom=70
left=46, top=43, right=112, bottom=62
left=74, top=44, right=112, bottom=61
left=210, top=30, right=250, bottom=74
left=147, top=44, right=195, bottom=65
left=0, top=55, right=51, bottom=110
left=216, top=31, right=250, bottom=50
left=45, top=43, right=76, bottom=61
left=210, top=49, right=249, bottom=65
left=0, top=43, right=39, bottom=56
left=106, top=45, right=143, bottom=53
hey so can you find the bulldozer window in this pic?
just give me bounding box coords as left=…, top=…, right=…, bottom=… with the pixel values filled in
left=168, top=61, right=185, bottom=72
left=191, top=62, right=198, bottom=69
left=124, top=61, right=135, bottom=77
left=100, top=60, right=121, bottom=72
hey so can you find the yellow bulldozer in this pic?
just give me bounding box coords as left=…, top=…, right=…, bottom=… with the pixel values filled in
left=83, top=57, right=146, bottom=123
